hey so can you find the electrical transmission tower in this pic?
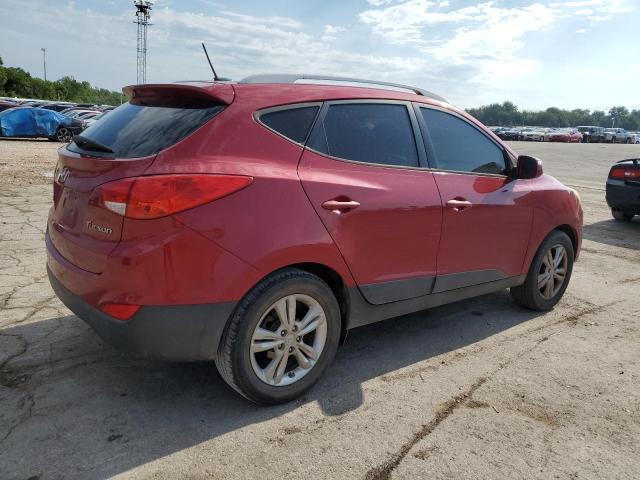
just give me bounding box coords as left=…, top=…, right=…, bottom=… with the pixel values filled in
left=134, top=0, right=153, bottom=84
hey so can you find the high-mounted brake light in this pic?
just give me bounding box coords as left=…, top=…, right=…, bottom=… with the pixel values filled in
left=95, top=174, right=253, bottom=219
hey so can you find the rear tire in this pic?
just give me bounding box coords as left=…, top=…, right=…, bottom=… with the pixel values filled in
left=510, top=231, right=574, bottom=311
left=215, top=268, right=341, bottom=404
left=612, top=209, right=634, bottom=221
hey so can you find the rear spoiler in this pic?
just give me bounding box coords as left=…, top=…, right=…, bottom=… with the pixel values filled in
left=122, top=83, right=235, bottom=105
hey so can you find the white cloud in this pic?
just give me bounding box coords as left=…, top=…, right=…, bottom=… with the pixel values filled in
left=359, top=0, right=635, bottom=90
left=322, top=24, right=347, bottom=42
left=366, top=0, right=397, bottom=5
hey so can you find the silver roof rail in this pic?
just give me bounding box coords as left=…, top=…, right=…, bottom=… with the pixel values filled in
left=239, top=74, right=446, bottom=102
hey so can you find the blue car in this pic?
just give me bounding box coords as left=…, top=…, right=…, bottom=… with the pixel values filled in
left=0, top=107, right=84, bottom=142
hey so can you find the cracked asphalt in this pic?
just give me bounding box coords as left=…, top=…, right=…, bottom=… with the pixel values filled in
left=1, top=138, right=639, bottom=480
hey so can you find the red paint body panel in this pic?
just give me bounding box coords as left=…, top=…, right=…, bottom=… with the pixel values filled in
left=548, top=131, right=582, bottom=143
left=433, top=172, right=532, bottom=277
left=46, top=80, right=582, bottom=334
left=298, top=150, right=442, bottom=286
left=47, top=213, right=263, bottom=307
left=518, top=174, right=583, bottom=270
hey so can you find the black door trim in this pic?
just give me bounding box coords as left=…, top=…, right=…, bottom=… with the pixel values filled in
left=432, top=269, right=508, bottom=293
left=359, top=275, right=435, bottom=305
left=357, top=269, right=509, bottom=305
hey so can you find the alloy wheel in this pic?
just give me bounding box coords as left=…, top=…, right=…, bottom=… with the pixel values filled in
left=56, top=128, right=72, bottom=142
left=538, top=244, right=568, bottom=299
left=250, top=294, right=327, bottom=387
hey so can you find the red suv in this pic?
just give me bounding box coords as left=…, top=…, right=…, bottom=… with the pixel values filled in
left=47, top=75, right=583, bottom=404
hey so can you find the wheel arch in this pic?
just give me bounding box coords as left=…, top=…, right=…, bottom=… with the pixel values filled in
left=252, top=262, right=350, bottom=344
left=553, top=224, right=578, bottom=256
left=521, top=221, right=580, bottom=278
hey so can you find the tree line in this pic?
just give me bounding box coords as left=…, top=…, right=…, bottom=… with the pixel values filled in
left=466, top=101, right=640, bottom=131
left=0, top=56, right=121, bottom=106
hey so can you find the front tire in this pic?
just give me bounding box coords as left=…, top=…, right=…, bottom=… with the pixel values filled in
left=215, top=268, right=341, bottom=404
left=511, top=231, right=574, bottom=311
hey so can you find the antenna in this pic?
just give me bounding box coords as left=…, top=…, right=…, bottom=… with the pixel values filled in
left=201, top=43, right=220, bottom=81
left=134, top=1, right=153, bottom=84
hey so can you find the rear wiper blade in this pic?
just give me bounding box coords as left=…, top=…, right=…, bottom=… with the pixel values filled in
left=72, top=135, right=114, bottom=154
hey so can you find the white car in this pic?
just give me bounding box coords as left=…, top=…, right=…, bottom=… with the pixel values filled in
left=520, top=128, right=541, bottom=141
left=630, top=133, right=640, bottom=144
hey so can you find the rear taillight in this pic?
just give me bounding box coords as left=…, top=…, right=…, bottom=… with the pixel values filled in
left=610, top=168, right=640, bottom=179
left=94, top=174, right=253, bottom=219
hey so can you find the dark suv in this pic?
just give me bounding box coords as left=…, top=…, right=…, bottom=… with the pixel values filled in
left=47, top=75, right=583, bottom=403
left=576, top=126, right=605, bottom=143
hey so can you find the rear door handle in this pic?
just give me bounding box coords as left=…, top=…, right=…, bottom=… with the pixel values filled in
left=322, top=199, right=360, bottom=214
left=446, top=198, right=472, bottom=211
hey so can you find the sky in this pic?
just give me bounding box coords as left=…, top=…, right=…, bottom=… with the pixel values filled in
left=0, top=0, right=638, bottom=110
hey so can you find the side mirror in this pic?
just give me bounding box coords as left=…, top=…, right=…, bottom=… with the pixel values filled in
left=516, top=155, right=543, bottom=179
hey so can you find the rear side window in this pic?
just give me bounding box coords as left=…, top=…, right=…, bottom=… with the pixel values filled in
left=258, top=106, right=319, bottom=144
left=68, top=97, right=223, bottom=158
left=309, top=103, right=419, bottom=168
left=420, top=108, right=506, bottom=175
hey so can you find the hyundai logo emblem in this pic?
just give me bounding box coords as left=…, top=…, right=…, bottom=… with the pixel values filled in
left=57, top=167, right=71, bottom=183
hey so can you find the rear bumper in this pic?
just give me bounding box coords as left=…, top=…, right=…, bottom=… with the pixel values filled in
left=606, top=181, right=640, bottom=214
left=48, top=265, right=236, bottom=361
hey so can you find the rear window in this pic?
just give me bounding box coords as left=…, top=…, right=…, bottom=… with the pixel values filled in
left=258, top=106, right=319, bottom=144
left=68, top=97, right=223, bottom=158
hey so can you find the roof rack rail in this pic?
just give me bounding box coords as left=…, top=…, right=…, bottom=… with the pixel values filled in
left=239, top=74, right=446, bottom=102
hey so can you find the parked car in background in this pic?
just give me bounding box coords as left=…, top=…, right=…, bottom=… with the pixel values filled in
left=60, top=106, right=94, bottom=116
left=521, top=127, right=546, bottom=142
left=75, top=111, right=102, bottom=120
left=81, top=111, right=109, bottom=129
left=606, top=159, right=640, bottom=221
left=0, top=100, right=18, bottom=112
left=497, top=127, right=522, bottom=141
left=542, top=128, right=558, bottom=142
left=0, top=107, right=84, bottom=142
left=46, top=75, right=583, bottom=404
left=41, top=103, right=77, bottom=113
left=20, top=101, right=47, bottom=107
left=627, top=132, right=640, bottom=144
left=548, top=128, right=583, bottom=143
left=576, top=126, right=605, bottom=143
left=65, top=109, right=101, bottom=119
left=604, top=128, right=632, bottom=144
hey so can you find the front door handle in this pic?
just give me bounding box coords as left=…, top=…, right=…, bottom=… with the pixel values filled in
left=322, top=199, right=360, bottom=214
left=446, top=198, right=472, bottom=211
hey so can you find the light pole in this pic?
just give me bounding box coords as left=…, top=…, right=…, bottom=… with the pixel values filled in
left=41, top=48, right=47, bottom=81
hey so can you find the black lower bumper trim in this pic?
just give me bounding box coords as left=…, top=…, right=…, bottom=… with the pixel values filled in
left=606, top=182, right=640, bottom=214
left=47, top=266, right=236, bottom=361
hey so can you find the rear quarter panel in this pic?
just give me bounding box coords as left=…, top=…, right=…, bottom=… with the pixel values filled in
left=151, top=92, right=357, bottom=295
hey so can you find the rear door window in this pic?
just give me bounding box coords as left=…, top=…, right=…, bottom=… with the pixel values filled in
left=258, top=105, right=319, bottom=144
left=309, top=103, right=419, bottom=168
left=68, top=97, right=223, bottom=158
left=420, top=107, right=507, bottom=175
